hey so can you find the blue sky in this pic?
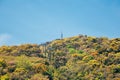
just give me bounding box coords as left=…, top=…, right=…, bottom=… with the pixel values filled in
left=0, top=0, right=120, bottom=46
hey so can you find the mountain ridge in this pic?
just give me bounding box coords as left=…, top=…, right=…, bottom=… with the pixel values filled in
left=0, top=34, right=120, bottom=80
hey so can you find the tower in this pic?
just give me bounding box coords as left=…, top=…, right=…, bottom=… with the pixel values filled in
left=61, top=32, right=63, bottom=39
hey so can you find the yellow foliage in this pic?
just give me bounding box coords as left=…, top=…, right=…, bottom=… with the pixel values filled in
left=33, top=63, right=47, bottom=73
left=88, top=60, right=100, bottom=66
left=0, top=74, right=9, bottom=80
left=30, top=73, right=49, bottom=80
left=0, top=58, right=6, bottom=67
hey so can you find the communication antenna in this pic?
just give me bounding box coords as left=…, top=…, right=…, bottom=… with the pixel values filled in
left=61, top=32, right=63, bottom=39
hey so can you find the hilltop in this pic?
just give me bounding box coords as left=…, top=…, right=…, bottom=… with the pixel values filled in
left=0, top=35, right=120, bottom=80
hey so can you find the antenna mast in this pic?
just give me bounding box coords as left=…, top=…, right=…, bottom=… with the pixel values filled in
left=61, top=32, right=63, bottom=39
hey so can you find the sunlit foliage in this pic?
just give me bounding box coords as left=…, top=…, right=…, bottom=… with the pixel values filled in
left=0, top=35, right=120, bottom=80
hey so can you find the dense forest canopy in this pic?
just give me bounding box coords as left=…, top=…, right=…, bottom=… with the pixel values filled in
left=0, top=35, right=120, bottom=80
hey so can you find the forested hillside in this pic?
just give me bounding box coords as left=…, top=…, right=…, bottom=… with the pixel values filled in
left=0, top=35, right=120, bottom=80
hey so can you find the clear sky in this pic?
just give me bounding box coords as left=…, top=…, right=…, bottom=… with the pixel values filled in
left=0, top=0, right=120, bottom=46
